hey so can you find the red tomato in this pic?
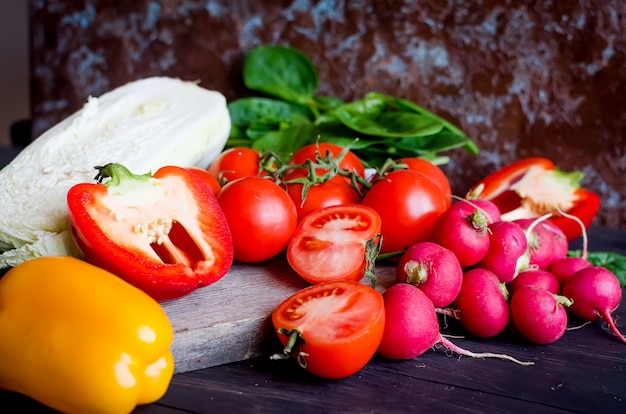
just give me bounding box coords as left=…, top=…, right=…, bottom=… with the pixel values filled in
left=217, top=176, right=297, bottom=263
left=272, top=280, right=385, bottom=379
left=395, top=158, right=452, bottom=207
left=187, top=167, right=221, bottom=195
left=289, top=143, right=365, bottom=178
left=361, top=170, right=448, bottom=254
left=287, top=204, right=381, bottom=284
left=285, top=171, right=362, bottom=221
left=207, top=147, right=261, bottom=183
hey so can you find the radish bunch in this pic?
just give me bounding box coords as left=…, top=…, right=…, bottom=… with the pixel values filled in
left=388, top=198, right=626, bottom=356
left=378, top=283, right=533, bottom=366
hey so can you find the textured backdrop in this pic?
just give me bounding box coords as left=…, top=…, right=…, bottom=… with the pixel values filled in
left=29, top=0, right=626, bottom=230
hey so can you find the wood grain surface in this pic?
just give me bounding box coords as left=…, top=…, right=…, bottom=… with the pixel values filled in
left=163, top=255, right=398, bottom=374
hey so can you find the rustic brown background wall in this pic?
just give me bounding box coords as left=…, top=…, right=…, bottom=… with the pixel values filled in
left=29, top=0, right=625, bottom=230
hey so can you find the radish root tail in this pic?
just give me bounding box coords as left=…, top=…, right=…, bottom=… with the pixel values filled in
left=438, top=336, right=534, bottom=366
left=603, top=313, right=626, bottom=344
left=556, top=207, right=589, bottom=260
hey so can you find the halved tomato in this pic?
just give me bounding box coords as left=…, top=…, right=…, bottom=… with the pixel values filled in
left=271, top=280, right=385, bottom=379
left=286, top=204, right=381, bottom=284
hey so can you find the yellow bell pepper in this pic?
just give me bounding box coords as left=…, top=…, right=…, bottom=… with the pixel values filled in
left=0, top=256, right=175, bottom=414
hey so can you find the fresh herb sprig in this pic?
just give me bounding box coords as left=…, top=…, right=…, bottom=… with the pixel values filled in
left=227, top=45, right=479, bottom=166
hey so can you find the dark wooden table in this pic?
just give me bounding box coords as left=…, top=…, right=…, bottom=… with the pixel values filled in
left=1, top=226, right=625, bottom=414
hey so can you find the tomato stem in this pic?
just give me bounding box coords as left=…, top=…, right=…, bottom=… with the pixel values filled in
left=258, top=150, right=284, bottom=176
left=270, top=328, right=309, bottom=369
left=262, top=142, right=373, bottom=198
left=364, top=234, right=383, bottom=288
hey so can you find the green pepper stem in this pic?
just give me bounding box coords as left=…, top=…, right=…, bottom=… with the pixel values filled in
left=94, top=163, right=152, bottom=187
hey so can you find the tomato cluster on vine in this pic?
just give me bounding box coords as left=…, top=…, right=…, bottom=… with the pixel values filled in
left=203, top=143, right=452, bottom=268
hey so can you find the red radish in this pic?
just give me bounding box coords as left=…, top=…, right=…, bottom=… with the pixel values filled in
left=561, top=266, right=626, bottom=343
left=430, top=206, right=490, bottom=267
left=548, top=257, right=591, bottom=287
left=514, top=218, right=557, bottom=269
left=541, top=220, right=569, bottom=263
left=377, top=283, right=533, bottom=365
left=395, top=242, right=463, bottom=308
left=377, top=283, right=440, bottom=360
left=478, top=220, right=529, bottom=283
left=508, top=269, right=560, bottom=296
left=509, top=286, right=572, bottom=345
left=547, top=212, right=590, bottom=287
left=450, top=198, right=501, bottom=224
left=454, top=268, right=510, bottom=338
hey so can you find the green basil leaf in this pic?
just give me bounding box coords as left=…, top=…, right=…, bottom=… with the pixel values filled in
left=335, top=108, right=443, bottom=138
left=231, top=45, right=480, bottom=165
left=251, top=124, right=315, bottom=159
left=312, top=95, right=345, bottom=111
left=398, top=130, right=479, bottom=152
left=315, top=111, right=341, bottom=126
left=335, top=96, right=387, bottom=118
left=366, top=93, right=462, bottom=131
left=364, top=92, right=479, bottom=154
left=322, top=137, right=389, bottom=150
left=243, top=45, right=318, bottom=104
left=568, top=250, right=626, bottom=287
left=228, top=97, right=312, bottom=126
left=245, top=121, right=280, bottom=140
left=228, top=124, right=248, bottom=140
left=346, top=146, right=403, bottom=167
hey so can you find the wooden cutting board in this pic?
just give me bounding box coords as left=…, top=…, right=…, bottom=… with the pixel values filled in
left=162, top=257, right=397, bottom=374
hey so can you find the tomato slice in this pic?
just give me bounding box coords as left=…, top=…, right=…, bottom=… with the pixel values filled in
left=287, top=204, right=381, bottom=284
left=271, top=280, right=385, bottom=379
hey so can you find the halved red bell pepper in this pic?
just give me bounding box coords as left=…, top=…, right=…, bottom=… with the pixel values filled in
left=467, top=157, right=600, bottom=241
left=67, top=163, right=234, bottom=301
